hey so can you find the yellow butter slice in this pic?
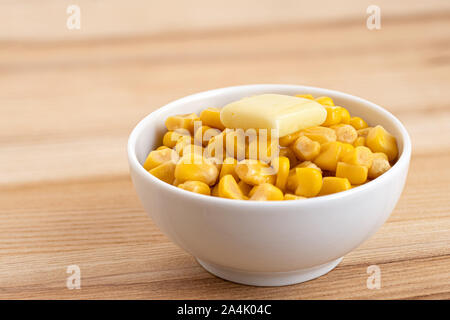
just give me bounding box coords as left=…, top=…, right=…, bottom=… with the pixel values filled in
left=220, top=94, right=327, bottom=137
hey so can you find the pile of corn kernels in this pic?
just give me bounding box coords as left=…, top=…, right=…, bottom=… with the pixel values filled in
left=143, top=94, right=398, bottom=201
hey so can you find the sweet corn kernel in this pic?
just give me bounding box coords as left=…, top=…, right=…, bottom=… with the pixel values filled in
left=246, top=135, right=276, bottom=163
left=143, top=148, right=178, bottom=171
left=339, top=143, right=355, bottom=161
left=339, top=107, right=351, bottom=124
left=287, top=169, right=311, bottom=193
left=322, top=106, right=342, bottom=126
left=300, top=126, right=337, bottom=144
left=279, top=147, right=298, bottom=168
left=149, top=161, right=176, bottom=184
left=235, top=159, right=275, bottom=186
left=174, top=154, right=219, bottom=186
left=332, top=124, right=357, bottom=144
left=205, top=132, right=225, bottom=160
left=249, top=183, right=284, bottom=201
left=165, top=113, right=198, bottom=133
left=225, top=129, right=247, bottom=160
left=286, top=169, right=302, bottom=192
left=156, top=146, right=169, bottom=150
left=357, top=127, right=372, bottom=137
left=218, top=174, right=247, bottom=200
left=279, top=130, right=302, bottom=147
left=238, top=180, right=252, bottom=196
left=295, top=94, right=314, bottom=100
left=373, top=152, right=388, bottom=161
left=294, top=167, right=323, bottom=197
left=220, top=157, right=239, bottom=181
left=178, top=180, right=211, bottom=195
left=366, top=125, right=398, bottom=161
left=341, top=145, right=373, bottom=168
left=315, top=96, right=335, bottom=106
left=336, top=162, right=368, bottom=185
left=369, top=158, right=391, bottom=179
left=295, top=160, right=322, bottom=173
left=199, top=107, right=225, bottom=130
left=194, top=125, right=221, bottom=147
left=349, top=116, right=368, bottom=130
left=274, top=156, right=290, bottom=191
left=162, top=130, right=189, bottom=148
left=284, top=193, right=306, bottom=200
left=210, top=157, right=223, bottom=172
left=174, top=136, right=195, bottom=155
left=181, top=144, right=204, bottom=157
left=353, top=136, right=365, bottom=147
left=211, top=184, right=220, bottom=196
left=318, top=177, right=351, bottom=196
left=313, top=141, right=342, bottom=171
left=292, top=135, right=321, bottom=161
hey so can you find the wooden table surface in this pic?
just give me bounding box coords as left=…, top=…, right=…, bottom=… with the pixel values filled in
left=1, top=1, right=449, bottom=299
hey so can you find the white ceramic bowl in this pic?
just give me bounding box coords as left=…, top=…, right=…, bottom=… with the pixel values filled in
left=128, top=84, right=411, bottom=286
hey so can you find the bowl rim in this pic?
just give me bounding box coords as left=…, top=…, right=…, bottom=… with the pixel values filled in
left=128, top=84, right=411, bottom=207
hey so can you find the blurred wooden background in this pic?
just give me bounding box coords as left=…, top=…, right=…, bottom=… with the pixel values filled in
left=0, top=0, right=449, bottom=299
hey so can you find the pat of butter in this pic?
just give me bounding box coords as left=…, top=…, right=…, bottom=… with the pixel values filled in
left=220, top=94, right=327, bottom=137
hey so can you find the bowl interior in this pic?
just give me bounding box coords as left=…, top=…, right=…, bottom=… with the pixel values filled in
left=133, top=85, right=407, bottom=166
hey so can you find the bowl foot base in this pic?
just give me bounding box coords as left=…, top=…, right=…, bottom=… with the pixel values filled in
left=196, top=257, right=343, bottom=287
